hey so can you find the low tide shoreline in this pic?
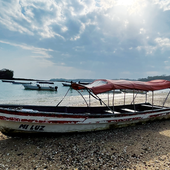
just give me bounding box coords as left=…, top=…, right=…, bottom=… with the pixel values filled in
left=1, top=120, right=170, bottom=169
left=0, top=92, right=170, bottom=169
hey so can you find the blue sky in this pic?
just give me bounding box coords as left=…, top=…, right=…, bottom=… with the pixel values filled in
left=0, top=0, right=170, bottom=80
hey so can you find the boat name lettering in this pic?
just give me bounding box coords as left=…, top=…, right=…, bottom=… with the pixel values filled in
left=19, top=124, right=45, bottom=131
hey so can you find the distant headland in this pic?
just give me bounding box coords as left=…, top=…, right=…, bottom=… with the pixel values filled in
left=1, top=68, right=170, bottom=82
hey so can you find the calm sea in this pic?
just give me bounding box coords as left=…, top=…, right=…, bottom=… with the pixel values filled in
left=2, top=81, right=163, bottom=106
left=0, top=81, right=86, bottom=106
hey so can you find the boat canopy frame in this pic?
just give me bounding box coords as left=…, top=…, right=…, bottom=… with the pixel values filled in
left=56, top=79, right=170, bottom=113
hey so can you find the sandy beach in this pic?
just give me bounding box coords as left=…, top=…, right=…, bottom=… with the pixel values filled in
left=0, top=92, right=170, bottom=169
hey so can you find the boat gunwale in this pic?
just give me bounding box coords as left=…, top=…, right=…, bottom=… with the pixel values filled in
left=0, top=103, right=169, bottom=118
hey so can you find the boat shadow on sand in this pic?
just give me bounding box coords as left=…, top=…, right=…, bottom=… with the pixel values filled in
left=0, top=119, right=170, bottom=169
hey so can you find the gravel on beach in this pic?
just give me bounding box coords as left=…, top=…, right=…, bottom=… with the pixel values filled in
left=0, top=92, right=170, bottom=169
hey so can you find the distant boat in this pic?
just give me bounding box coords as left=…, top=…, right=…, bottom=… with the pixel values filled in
left=62, top=82, right=72, bottom=87
left=23, top=83, right=58, bottom=91
left=62, top=81, right=90, bottom=87
left=78, top=82, right=90, bottom=85
left=121, top=89, right=147, bottom=94
left=12, top=81, right=32, bottom=85
left=2, top=80, right=14, bottom=83
left=37, top=81, right=54, bottom=84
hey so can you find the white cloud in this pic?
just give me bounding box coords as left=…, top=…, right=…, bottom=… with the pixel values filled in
left=124, top=20, right=129, bottom=28
left=0, top=0, right=67, bottom=38
left=70, top=22, right=85, bottom=41
left=1, top=0, right=170, bottom=79
left=0, top=40, right=53, bottom=59
left=0, top=1, right=34, bottom=35
left=139, top=28, right=146, bottom=34
left=146, top=71, right=159, bottom=76
left=0, top=16, right=33, bottom=35
left=99, top=0, right=116, bottom=9
left=155, top=37, right=170, bottom=48
left=136, top=45, right=157, bottom=54
left=0, top=0, right=150, bottom=42
left=73, top=46, right=85, bottom=52
left=136, top=37, right=170, bottom=55
left=61, top=26, right=68, bottom=32
left=153, top=0, right=170, bottom=11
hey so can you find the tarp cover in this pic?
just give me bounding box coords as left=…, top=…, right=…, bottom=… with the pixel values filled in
left=71, top=79, right=170, bottom=95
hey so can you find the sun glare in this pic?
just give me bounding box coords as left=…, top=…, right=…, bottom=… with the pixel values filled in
left=117, top=0, right=135, bottom=6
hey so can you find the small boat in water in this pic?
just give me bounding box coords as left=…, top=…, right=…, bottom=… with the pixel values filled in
left=120, top=89, right=147, bottom=94
left=12, top=81, right=32, bottom=85
left=2, top=80, right=14, bottom=83
left=37, top=81, right=54, bottom=84
left=62, top=81, right=90, bottom=87
left=62, top=82, right=72, bottom=87
left=0, top=79, right=170, bottom=136
left=23, top=82, right=58, bottom=91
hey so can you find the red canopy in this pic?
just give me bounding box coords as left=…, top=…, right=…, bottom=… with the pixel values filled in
left=71, top=79, right=170, bottom=95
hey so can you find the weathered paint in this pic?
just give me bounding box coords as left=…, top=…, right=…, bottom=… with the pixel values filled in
left=0, top=107, right=170, bottom=135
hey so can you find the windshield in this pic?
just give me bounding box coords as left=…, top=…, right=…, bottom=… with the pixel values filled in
left=85, top=80, right=108, bottom=88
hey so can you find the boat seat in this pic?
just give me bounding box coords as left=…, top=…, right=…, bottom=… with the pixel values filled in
left=141, top=104, right=162, bottom=109
left=113, top=111, right=121, bottom=114
left=121, top=108, right=136, bottom=113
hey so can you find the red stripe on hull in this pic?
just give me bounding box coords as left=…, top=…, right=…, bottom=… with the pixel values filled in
left=0, top=116, right=80, bottom=124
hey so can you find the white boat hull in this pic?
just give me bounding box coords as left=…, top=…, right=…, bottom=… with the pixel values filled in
left=0, top=105, right=170, bottom=135
left=23, top=84, right=58, bottom=91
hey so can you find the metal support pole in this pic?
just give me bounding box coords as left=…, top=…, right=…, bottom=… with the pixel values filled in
left=163, top=91, right=170, bottom=107
left=145, top=92, right=147, bottom=103
left=133, top=90, right=136, bottom=112
left=108, top=92, right=109, bottom=106
left=112, top=90, right=115, bottom=113
left=124, top=92, right=125, bottom=105
left=89, top=93, right=91, bottom=107
left=152, top=91, right=154, bottom=110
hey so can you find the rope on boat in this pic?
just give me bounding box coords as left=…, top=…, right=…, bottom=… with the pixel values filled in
left=131, top=92, right=138, bottom=105
left=86, top=89, right=114, bottom=113
left=56, top=87, right=71, bottom=107
left=162, top=90, right=170, bottom=107
left=76, top=90, right=89, bottom=107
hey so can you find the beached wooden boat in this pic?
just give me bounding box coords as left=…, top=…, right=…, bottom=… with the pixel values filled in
left=0, top=79, right=170, bottom=136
